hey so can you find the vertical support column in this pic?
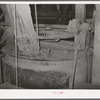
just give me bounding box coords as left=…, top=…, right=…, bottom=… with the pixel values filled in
left=92, top=5, right=100, bottom=85
left=0, top=56, right=2, bottom=85
left=56, top=4, right=60, bottom=12
left=75, top=4, right=86, bottom=22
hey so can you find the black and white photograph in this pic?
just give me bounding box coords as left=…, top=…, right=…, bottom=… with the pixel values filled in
left=0, top=3, right=99, bottom=89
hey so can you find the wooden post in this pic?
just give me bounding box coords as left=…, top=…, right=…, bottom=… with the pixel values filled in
left=0, top=56, right=2, bottom=85
left=92, top=5, right=100, bottom=85
left=75, top=4, right=86, bottom=22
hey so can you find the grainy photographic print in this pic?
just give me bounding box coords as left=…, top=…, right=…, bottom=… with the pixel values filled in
left=0, top=3, right=99, bottom=89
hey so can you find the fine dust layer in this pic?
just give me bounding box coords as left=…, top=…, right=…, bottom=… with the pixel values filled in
left=3, top=63, right=69, bottom=89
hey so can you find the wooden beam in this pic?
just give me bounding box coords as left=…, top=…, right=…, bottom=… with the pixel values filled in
left=75, top=4, right=86, bottom=22
left=0, top=56, right=2, bottom=85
